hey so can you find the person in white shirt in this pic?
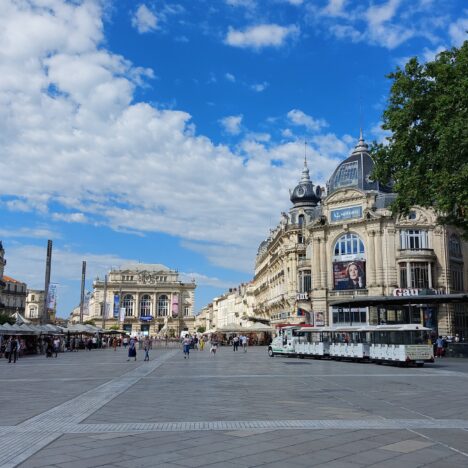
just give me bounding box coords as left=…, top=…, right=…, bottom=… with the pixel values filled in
left=241, top=335, right=249, bottom=352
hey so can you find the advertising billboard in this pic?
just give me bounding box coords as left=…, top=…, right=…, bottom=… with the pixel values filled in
left=113, top=294, right=120, bottom=318
left=314, top=311, right=325, bottom=326
left=333, top=260, right=366, bottom=290
left=172, top=294, right=179, bottom=318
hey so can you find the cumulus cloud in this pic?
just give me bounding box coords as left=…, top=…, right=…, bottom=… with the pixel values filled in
left=225, top=72, right=236, bottom=82
left=449, top=17, right=468, bottom=46
left=0, top=0, right=351, bottom=280
left=219, top=115, right=243, bottom=135
left=309, top=0, right=451, bottom=50
left=225, top=24, right=299, bottom=49
left=132, top=4, right=158, bottom=33
left=287, top=109, right=328, bottom=132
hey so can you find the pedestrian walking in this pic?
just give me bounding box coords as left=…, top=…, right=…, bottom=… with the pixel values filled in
left=435, top=336, right=445, bottom=358
left=210, top=336, right=218, bottom=356
left=53, top=337, right=60, bottom=358
left=241, top=335, right=249, bottom=352
left=112, top=337, right=117, bottom=351
left=123, top=336, right=129, bottom=349
left=183, top=335, right=191, bottom=359
left=144, top=343, right=150, bottom=361
left=199, top=337, right=205, bottom=351
left=232, top=335, right=239, bottom=352
left=8, top=336, right=18, bottom=363
left=127, top=337, right=137, bottom=361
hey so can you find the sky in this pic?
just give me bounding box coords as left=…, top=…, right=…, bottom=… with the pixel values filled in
left=0, top=0, right=466, bottom=317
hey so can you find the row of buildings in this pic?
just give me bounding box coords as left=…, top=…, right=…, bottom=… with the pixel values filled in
left=0, top=241, right=49, bottom=322
left=195, top=133, right=468, bottom=339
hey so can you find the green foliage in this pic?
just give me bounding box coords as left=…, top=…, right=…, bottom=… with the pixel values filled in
left=371, top=41, right=468, bottom=236
left=197, top=326, right=206, bottom=333
left=109, top=324, right=120, bottom=330
left=83, top=319, right=96, bottom=326
left=0, top=312, right=15, bottom=325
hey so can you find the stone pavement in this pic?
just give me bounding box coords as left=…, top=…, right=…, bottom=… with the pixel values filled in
left=0, top=346, right=468, bottom=467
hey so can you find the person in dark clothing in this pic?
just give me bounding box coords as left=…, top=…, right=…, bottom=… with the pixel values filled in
left=8, top=336, right=18, bottom=363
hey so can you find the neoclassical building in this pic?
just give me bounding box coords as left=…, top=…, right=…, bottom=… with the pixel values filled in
left=0, top=241, right=6, bottom=312
left=252, top=133, right=468, bottom=337
left=70, top=264, right=196, bottom=337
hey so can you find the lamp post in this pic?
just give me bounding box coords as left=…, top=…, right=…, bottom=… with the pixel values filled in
left=102, top=274, right=108, bottom=330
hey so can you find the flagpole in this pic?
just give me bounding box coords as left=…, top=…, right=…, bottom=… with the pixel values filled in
left=79, top=261, right=86, bottom=324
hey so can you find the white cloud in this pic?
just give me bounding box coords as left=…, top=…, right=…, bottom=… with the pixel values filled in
left=0, top=227, right=60, bottom=239
left=51, top=212, right=88, bottom=223
left=131, top=4, right=158, bottom=34
left=219, top=115, right=243, bottom=135
left=287, top=109, right=328, bottom=132
left=322, top=0, right=348, bottom=17
left=225, top=72, right=236, bottom=82
left=0, top=0, right=350, bottom=291
left=449, top=17, right=468, bottom=46
left=225, top=0, right=256, bottom=7
left=250, top=81, right=269, bottom=92
left=180, top=272, right=233, bottom=289
left=225, top=24, right=299, bottom=49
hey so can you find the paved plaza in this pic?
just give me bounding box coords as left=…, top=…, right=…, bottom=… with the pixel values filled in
left=1, top=346, right=468, bottom=468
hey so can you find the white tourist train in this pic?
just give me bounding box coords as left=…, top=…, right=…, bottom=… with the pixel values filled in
left=268, top=324, right=434, bottom=366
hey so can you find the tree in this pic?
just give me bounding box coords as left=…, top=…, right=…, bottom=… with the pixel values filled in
left=0, top=312, right=15, bottom=325
left=371, top=40, right=468, bottom=236
left=197, top=326, right=206, bottom=333
left=84, top=319, right=96, bottom=326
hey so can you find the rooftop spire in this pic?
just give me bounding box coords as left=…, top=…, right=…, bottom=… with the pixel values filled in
left=300, top=142, right=311, bottom=183
left=352, top=129, right=369, bottom=154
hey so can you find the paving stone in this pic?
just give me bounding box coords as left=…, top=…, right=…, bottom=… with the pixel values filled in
left=2, top=348, right=468, bottom=468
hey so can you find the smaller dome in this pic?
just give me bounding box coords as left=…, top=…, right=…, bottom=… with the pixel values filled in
left=290, top=158, right=322, bottom=206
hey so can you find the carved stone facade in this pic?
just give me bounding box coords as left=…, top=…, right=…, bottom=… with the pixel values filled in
left=70, top=264, right=196, bottom=337
left=251, top=134, right=468, bottom=337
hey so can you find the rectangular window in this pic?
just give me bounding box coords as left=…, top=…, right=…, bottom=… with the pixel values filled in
left=400, top=230, right=429, bottom=250
left=450, top=263, right=464, bottom=291
left=399, top=266, right=408, bottom=288
left=298, top=270, right=312, bottom=293
left=410, top=263, right=429, bottom=289
left=184, top=305, right=190, bottom=316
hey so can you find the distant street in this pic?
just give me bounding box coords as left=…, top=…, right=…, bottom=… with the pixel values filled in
left=1, top=347, right=468, bottom=467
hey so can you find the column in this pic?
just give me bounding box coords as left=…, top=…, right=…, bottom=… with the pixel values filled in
left=406, top=261, right=412, bottom=288
left=320, top=237, right=327, bottom=290
left=428, top=262, right=433, bottom=289
left=374, top=231, right=382, bottom=286
left=367, top=231, right=376, bottom=287
left=314, top=238, right=321, bottom=289
left=386, top=228, right=397, bottom=287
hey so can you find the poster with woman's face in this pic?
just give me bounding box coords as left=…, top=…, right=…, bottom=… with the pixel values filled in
left=333, top=260, right=366, bottom=290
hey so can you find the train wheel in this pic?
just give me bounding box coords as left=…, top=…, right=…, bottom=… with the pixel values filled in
left=268, top=348, right=275, bottom=358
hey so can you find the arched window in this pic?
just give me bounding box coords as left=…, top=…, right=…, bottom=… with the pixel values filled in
left=158, top=294, right=169, bottom=316
left=332, top=233, right=366, bottom=291
left=333, top=233, right=365, bottom=257
left=123, top=294, right=134, bottom=317
left=140, top=294, right=152, bottom=317
left=29, top=306, right=37, bottom=318
left=298, top=214, right=305, bottom=226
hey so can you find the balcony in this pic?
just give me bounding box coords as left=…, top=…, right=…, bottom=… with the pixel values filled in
left=297, top=259, right=310, bottom=269
left=328, top=289, right=369, bottom=298
left=397, top=248, right=435, bottom=261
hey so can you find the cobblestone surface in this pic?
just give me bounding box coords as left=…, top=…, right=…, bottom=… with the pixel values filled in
left=0, top=346, right=467, bottom=467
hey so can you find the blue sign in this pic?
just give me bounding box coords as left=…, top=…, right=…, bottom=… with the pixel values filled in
left=140, top=316, right=153, bottom=322
left=330, top=205, right=362, bottom=222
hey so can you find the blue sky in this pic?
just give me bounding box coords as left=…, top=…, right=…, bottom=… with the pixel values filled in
left=0, top=0, right=466, bottom=317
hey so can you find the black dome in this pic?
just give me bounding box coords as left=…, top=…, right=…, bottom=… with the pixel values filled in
left=328, top=132, right=392, bottom=195
left=290, top=159, right=322, bottom=206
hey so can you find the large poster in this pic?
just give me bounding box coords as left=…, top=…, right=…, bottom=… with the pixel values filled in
left=172, top=294, right=179, bottom=318
left=113, top=294, right=120, bottom=318
left=315, top=311, right=325, bottom=326
left=83, top=291, right=91, bottom=315
left=47, top=283, right=57, bottom=309
left=333, top=260, right=366, bottom=290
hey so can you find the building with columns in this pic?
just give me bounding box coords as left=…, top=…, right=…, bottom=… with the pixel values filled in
left=252, top=133, right=468, bottom=337
left=24, top=289, right=46, bottom=323
left=70, top=264, right=196, bottom=337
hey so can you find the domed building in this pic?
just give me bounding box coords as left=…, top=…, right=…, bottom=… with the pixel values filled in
left=253, top=132, right=468, bottom=337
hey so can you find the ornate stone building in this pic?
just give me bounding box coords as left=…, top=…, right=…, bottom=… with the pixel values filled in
left=252, top=133, right=468, bottom=336
left=0, top=241, right=6, bottom=312
left=0, top=276, right=27, bottom=316
left=25, top=289, right=46, bottom=323
left=71, top=264, right=196, bottom=337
